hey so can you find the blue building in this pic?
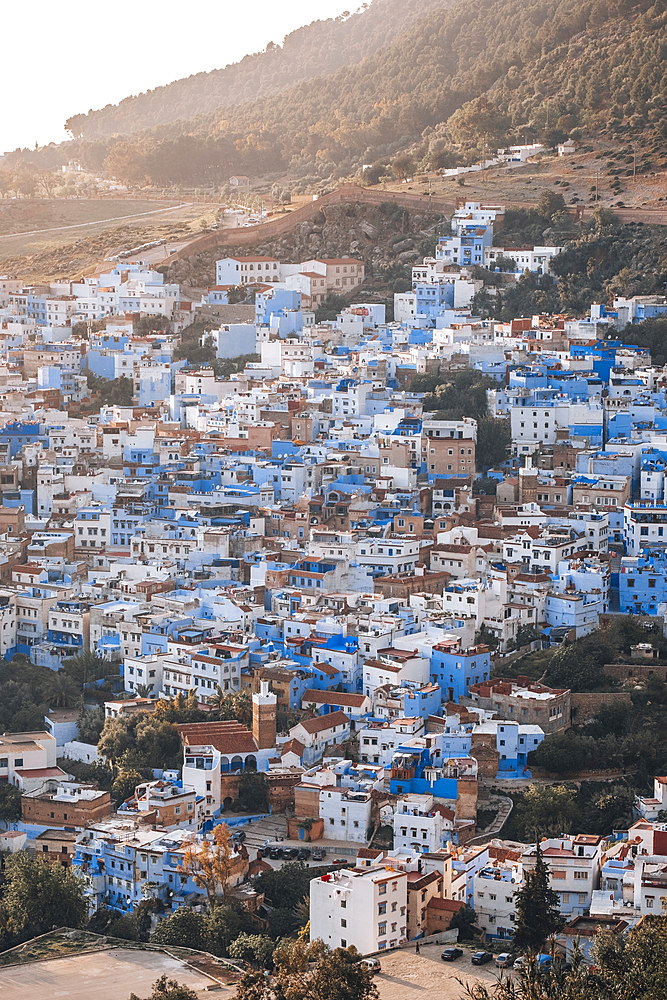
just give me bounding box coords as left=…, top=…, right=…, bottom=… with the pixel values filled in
left=430, top=642, right=491, bottom=703
left=619, top=551, right=667, bottom=615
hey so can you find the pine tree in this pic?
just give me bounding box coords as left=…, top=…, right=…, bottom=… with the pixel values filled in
left=513, top=842, right=563, bottom=952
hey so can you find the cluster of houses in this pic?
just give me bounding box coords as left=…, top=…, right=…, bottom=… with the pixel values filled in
left=0, top=200, right=666, bottom=953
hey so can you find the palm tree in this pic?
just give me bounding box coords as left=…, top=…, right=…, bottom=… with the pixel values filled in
left=209, top=684, right=229, bottom=713
left=46, top=671, right=79, bottom=708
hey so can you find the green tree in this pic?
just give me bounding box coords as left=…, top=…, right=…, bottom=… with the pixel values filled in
left=236, top=771, right=269, bottom=812
left=513, top=842, right=563, bottom=952
left=112, top=768, right=143, bottom=804
left=477, top=418, right=511, bottom=470
left=45, top=670, right=80, bottom=708
left=98, top=716, right=136, bottom=763
left=77, top=706, right=105, bottom=745
left=509, top=785, right=580, bottom=841
left=237, top=939, right=380, bottom=1000
left=449, top=904, right=477, bottom=940
left=130, top=974, right=199, bottom=1000
left=391, top=153, right=415, bottom=181
left=3, top=852, right=87, bottom=936
left=0, top=783, right=22, bottom=822
left=228, top=932, right=276, bottom=968
left=150, top=908, right=210, bottom=952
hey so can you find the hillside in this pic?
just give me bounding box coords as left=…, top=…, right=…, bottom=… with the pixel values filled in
left=62, top=0, right=450, bottom=142
left=9, top=0, right=667, bottom=189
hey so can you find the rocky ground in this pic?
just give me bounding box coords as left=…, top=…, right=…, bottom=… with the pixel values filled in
left=164, top=201, right=448, bottom=291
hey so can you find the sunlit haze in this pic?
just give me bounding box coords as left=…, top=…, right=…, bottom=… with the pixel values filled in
left=0, top=0, right=355, bottom=153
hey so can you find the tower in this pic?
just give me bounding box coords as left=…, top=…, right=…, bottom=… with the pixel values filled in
left=519, top=454, right=538, bottom=504
left=252, top=680, right=277, bottom=750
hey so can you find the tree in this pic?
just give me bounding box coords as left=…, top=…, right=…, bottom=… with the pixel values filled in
left=0, top=783, right=22, bottom=822
left=179, top=823, right=235, bottom=906
left=45, top=670, right=80, bottom=708
left=228, top=932, right=275, bottom=968
left=150, top=909, right=209, bottom=952
left=112, top=768, right=143, bottom=804
left=461, top=916, right=667, bottom=1000
left=77, top=706, right=105, bottom=745
left=98, top=716, right=136, bottom=763
left=237, top=939, right=380, bottom=1000
left=103, top=141, right=147, bottom=186
left=130, top=974, right=199, bottom=1000
left=446, top=97, right=511, bottom=147
left=472, top=476, right=498, bottom=496
left=255, top=861, right=318, bottom=913
left=509, top=785, right=580, bottom=841
left=537, top=191, right=566, bottom=220
left=391, top=153, right=415, bottom=181
left=513, top=842, right=563, bottom=952
left=3, top=852, right=87, bottom=936
left=449, top=904, right=477, bottom=940
left=236, top=771, right=269, bottom=812
left=476, top=418, right=511, bottom=470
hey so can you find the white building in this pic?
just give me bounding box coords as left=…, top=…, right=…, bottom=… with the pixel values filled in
left=310, top=865, right=408, bottom=954
left=522, top=835, right=603, bottom=918
left=393, top=793, right=453, bottom=854
left=319, top=787, right=372, bottom=843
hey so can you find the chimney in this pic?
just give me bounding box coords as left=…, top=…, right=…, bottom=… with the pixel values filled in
left=252, top=680, right=277, bottom=750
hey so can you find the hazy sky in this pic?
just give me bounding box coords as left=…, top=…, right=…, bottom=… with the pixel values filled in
left=1, top=0, right=355, bottom=153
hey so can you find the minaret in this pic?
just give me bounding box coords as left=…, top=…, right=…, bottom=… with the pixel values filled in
left=252, top=680, right=277, bottom=750
left=519, top=454, right=538, bottom=504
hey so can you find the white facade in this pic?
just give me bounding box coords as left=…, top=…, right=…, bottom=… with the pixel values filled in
left=319, top=787, right=372, bottom=842
left=310, top=866, right=408, bottom=954
left=393, top=793, right=452, bottom=854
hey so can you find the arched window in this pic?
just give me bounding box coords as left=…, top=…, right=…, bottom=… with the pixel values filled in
left=245, top=754, right=257, bottom=771
left=231, top=755, right=243, bottom=772
left=220, top=756, right=230, bottom=773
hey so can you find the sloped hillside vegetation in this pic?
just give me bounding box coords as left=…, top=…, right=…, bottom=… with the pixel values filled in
left=9, top=0, right=667, bottom=187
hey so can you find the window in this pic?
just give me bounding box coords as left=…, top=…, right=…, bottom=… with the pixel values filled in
left=341, top=918, right=347, bottom=927
left=574, top=871, right=588, bottom=880
left=378, top=902, right=387, bottom=915
left=378, top=922, right=387, bottom=936
left=378, top=884, right=387, bottom=895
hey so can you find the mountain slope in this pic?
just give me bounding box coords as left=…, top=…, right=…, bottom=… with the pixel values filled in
left=15, top=0, right=667, bottom=187
left=64, top=0, right=449, bottom=141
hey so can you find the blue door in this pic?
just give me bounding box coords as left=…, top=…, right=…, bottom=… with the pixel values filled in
left=299, top=828, right=305, bottom=840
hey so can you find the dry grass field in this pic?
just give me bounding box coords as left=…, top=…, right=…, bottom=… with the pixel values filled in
left=0, top=198, right=216, bottom=280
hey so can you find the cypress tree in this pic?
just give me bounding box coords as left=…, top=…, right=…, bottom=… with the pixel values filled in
left=513, top=841, right=563, bottom=952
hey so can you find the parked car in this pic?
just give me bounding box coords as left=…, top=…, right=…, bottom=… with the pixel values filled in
left=269, top=847, right=283, bottom=859
left=441, top=948, right=463, bottom=962
left=283, top=847, right=299, bottom=859
left=495, top=953, right=513, bottom=969
left=360, top=958, right=381, bottom=974
left=513, top=956, right=528, bottom=970
left=332, top=858, right=349, bottom=865
left=471, top=952, right=494, bottom=966
left=297, top=847, right=311, bottom=860
left=312, top=848, right=326, bottom=860
left=536, top=954, right=552, bottom=971
left=231, top=829, right=246, bottom=842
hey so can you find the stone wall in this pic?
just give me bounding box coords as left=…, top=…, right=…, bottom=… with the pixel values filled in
left=570, top=691, right=633, bottom=723
left=604, top=661, right=667, bottom=682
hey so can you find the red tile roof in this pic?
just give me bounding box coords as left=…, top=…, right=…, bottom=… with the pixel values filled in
left=301, top=689, right=368, bottom=708
left=177, top=721, right=258, bottom=754
left=427, top=897, right=465, bottom=911
left=296, top=711, right=350, bottom=735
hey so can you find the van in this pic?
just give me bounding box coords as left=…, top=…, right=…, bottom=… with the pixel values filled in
left=360, top=958, right=381, bottom=974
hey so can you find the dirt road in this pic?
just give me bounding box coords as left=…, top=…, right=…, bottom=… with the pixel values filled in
left=375, top=942, right=502, bottom=1000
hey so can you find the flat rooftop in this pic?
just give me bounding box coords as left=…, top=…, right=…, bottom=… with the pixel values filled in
left=0, top=948, right=214, bottom=1000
